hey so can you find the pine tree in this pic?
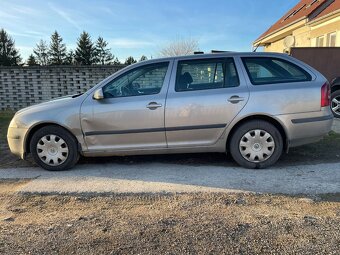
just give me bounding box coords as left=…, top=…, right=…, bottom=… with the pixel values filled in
left=48, top=31, right=67, bottom=65
left=113, top=57, right=121, bottom=65
left=95, top=36, right=113, bottom=65
left=0, top=28, right=22, bottom=66
left=75, top=31, right=95, bottom=65
left=65, top=50, right=75, bottom=65
left=139, top=55, right=148, bottom=62
left=27, top=54, right=38, bottom=66
left=33, top=40, right=49, bottom=65
left=124, top=56, right=137, bottom=65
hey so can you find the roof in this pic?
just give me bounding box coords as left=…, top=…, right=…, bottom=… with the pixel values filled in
left=255, top=0, right=339, bottom=44
left=312, top=0, right=340, bottom=19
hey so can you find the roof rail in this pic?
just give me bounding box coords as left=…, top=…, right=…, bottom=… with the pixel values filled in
left=211, top=50, right=230, bottom=53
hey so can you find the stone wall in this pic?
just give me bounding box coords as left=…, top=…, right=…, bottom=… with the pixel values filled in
left=0, top=65, right=125, bottom=110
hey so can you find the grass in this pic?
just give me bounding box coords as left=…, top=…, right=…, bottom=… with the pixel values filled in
left=0, top=111, right=15, bottom=146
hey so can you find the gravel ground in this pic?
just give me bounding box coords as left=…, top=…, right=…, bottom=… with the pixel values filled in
left=0, top=180, right=339, bottom=255
left=1, top=161, right=340, bottom=195
left=1, top=115, right=340, bottom=254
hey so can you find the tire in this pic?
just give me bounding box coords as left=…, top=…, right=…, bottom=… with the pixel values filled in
left=229, top=120, right=283, bottom=169
left=331, top=90, right=340, bottom=118
left=29, top=125, right=79, bottom=171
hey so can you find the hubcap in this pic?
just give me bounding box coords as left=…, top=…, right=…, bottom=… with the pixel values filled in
left=239, top=129, right=275, bottom=163
left=332, top=96, right=340, bottom=116
left=36, top=135, right=69, bottom=166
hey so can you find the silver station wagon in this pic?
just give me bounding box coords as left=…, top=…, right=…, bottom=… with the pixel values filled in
left=7, top=52, right=333, bottom=170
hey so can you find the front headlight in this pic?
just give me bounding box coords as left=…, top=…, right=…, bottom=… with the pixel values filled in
left=8, top=117, right=19, bottom=128
left=8, top=114, right=27, bottom=129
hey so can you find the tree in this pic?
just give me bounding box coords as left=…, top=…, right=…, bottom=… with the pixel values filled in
left=49, top=31, right=67, bottom=65
left=0, top=28, right=22, bottom=66
left=159, top=38, right=199, bottom=57
left=75, top=31, right=96, bottom=65
left=65, top=50, right=75, bottom=65
left=139, top=55, right=148, bottom=62
left=26, top=54, right=38, bottom=66
left=95, top=36, right=113, bottom=65
left=124, top=56, right=137, bottom=65
left=113, top=57, right=121, bottom=65
left=33, top=40, right=49, bottom=65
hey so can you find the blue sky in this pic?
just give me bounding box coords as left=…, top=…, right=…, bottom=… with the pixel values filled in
left=0, top=0, right=298, bottom=62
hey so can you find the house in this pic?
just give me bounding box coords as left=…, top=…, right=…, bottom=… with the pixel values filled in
left=253, top=0, right=340, bottom=52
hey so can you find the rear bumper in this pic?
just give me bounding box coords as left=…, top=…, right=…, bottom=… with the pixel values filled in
left=276, top=110, right=333, bottom=148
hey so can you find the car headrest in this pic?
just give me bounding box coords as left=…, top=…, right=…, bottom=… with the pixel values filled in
left=179, top=72, right=193, bottom=85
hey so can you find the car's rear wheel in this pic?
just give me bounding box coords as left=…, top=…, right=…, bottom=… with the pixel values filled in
left=229, top=120, right=283, bottom=169
left=30, top=125, right=79, bottom=171
left=331, top=90, right=340, bottom=118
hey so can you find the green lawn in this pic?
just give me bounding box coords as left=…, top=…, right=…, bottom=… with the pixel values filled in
left=0, top=111, right=15, bottom=146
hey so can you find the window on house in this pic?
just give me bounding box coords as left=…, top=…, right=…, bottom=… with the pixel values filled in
left=307, top=0, right=318, bottom=8
left=316, top=36, right=325, bottom=47
left=327, top=32, right=337, bottom=47
left=283, top=4, right=306, bottom=21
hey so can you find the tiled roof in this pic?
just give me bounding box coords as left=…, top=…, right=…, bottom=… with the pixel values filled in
left=312, top=0, right=340, bottom=20
left=255, top=0, right=339, bottom=43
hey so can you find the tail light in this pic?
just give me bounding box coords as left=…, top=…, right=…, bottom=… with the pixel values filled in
left=321, top=82, right=330, bottom=107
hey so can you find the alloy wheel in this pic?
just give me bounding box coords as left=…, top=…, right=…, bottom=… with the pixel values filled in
left=332, top=96, right=340, bottom=117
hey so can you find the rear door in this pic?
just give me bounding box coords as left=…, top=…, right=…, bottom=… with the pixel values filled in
left=165, top=57, right=249, bottom=147
left=240, top=56, right=321, bottom=114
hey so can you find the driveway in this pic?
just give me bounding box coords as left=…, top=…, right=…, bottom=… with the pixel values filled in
left=1, top=161, right=339, bottom=195
left=332, top=118, right=340, bottom=133
left=0, top=119, right=338, bottom=196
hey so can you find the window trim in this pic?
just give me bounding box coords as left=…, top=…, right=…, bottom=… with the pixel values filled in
left=102, top=61, right=170, bottom=99
left=316, top=36, right=325, bottom=47
left=174, top=57, right=240, bottom=92
left=241, top=57, right=312, bottom=86
left=327, top=32, right=336, bottom=47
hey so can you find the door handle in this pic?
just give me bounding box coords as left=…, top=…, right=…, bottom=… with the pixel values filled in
left=228, top=96, right=244, bottom=104
left=146, top=102, right=162, bottom=109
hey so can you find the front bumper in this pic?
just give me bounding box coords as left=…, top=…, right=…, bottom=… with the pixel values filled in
left=7, top=127, right=29, bottom=159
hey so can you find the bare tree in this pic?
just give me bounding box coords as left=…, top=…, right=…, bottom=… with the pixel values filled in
left=159, top=38, right=199, bottom=57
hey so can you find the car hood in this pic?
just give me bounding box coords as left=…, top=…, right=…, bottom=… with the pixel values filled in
left=15, top=94, right=84, bottom=116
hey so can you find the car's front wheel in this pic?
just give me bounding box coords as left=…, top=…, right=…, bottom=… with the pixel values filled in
left=30, top=125, right=79, bottom=171
left=229, top=120, right=283, bottom=169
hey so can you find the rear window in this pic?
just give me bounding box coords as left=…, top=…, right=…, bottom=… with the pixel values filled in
left=175, top=58, right=239, bottom=92
left=242, top=57, right=312, bottom=85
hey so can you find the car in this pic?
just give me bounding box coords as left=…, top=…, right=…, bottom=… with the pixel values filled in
left=7, top=52, right=333, bottom=170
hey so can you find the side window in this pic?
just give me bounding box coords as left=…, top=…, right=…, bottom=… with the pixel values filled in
left=175, top=58, right=239, bottom=92
left=103, top=62, right=169, bottom=98
left=242, top=57, right=312, bottom=85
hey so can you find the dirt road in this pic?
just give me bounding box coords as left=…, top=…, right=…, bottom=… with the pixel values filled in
left=0, top=180, right=339, bottom=255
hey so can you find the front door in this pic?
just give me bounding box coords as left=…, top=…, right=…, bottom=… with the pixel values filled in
left=165, top=57, right=249, bottom=147
left=81, top=61, right=172, bottom=152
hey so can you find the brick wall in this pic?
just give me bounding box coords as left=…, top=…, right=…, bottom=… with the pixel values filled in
left=0, top=65, right=125, bottom=110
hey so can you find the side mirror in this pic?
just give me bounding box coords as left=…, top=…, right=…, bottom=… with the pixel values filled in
left=93, top=88, right=104, bottom=100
